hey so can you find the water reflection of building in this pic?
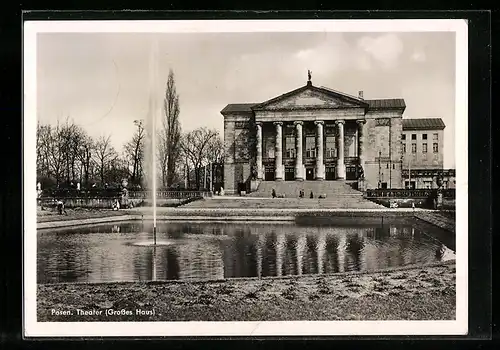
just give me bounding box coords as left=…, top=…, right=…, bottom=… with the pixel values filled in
left=223, top=228, right=258, bottom=278
left=38, top=222, right=455, bottom=283
left=175, top=242, right=224, bottom=280
left=344, top=230, right=365, bottom=271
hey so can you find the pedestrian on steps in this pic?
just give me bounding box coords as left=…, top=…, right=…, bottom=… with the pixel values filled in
left=272, top=188, right=276, bottom=198
left=310, top=191, right=314, bottom=199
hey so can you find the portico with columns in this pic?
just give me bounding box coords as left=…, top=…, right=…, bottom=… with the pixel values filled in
left=221, top=76, right=406, bottom=195
left=254, top=119, right=365, bottom=182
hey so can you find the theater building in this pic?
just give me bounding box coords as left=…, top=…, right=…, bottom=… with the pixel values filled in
left=221, top=77, right=449, bottom=195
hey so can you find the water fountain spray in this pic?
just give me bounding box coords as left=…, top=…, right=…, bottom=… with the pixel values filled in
left=150, top=38, right=158, bottom=246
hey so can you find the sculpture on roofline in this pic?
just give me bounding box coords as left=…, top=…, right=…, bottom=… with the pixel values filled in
left=308, top=69, right=312, bottom=82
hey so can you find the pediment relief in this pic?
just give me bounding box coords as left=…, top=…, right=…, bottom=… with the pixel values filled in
left=256, top=88, right=364, bottom=111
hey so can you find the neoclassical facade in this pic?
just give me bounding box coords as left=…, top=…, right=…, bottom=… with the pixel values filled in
left=221, top=78, right=407, bottom=195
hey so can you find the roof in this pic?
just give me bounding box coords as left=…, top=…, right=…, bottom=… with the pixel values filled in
left=252, top=83, right=369, bottom=110
left=402, top=118, right=446, bottom=130
left=220, top=86, right=406, bottom=114
left=318, top=86, right=365, bottom=101
left=220, top=103, right=257, bottom=114
left=366, top=99, right=406, bottom=109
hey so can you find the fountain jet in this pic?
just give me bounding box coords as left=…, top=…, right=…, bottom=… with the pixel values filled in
left=149, top=37, right=159, bottom=246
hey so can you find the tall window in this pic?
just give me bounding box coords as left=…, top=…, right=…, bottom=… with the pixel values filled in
left=402, top=143, right=406, bottom=153
left=433, top=133, right=438, bottom=141
left=264, top=137, right=275, bottom=158
left=411, top=143, right=417, bottom=153
left=433, top=143, right=438, bottom=153
left=325, top=136, right=336, bottom=158
left=422, top=143, right=428, bottom=153
left=305, top=136, right=316, bottom=158
left=285, top=136, right=295, bottom=158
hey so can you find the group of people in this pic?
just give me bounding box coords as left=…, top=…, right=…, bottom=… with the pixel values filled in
left=300, top=190, right=314, bottom=198
left=271, top=189, right=314, bottom=198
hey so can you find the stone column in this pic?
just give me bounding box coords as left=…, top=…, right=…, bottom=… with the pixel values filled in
left=274, top=121, right=284, bottom=180
left=336, top=120, right=346, bottom=179
left=294, top=121, right=304, bottom=180
left=315, top=121, right=325, bottom=180
left=256, top=122, right=263, bottom=180
left=357, top=120, right=366, bottom=172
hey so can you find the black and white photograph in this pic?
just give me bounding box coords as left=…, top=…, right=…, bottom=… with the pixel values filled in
left=23, top=19, right=468, bottom=337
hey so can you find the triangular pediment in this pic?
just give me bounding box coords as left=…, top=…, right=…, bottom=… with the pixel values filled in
left=252, top=85, right=368, bottom=111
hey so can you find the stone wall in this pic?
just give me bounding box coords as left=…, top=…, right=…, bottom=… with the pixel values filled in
left=224, top=120, right=236, bottom=194
left=363, top=111, right=403, bottom=189
left=223, top=113, right=254, bottom=195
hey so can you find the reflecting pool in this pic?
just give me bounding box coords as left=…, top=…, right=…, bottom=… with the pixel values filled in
left=37, top=219, right=455, bottom=283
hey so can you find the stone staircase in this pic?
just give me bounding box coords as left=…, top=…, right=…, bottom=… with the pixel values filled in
left=182, top=181, right=385, bottom=209
left=248, top=180, right=361, bottom=198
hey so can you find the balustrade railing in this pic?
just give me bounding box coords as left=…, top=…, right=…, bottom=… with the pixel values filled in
left=41, top=188, right=212, bottom=199
left=41, top=188, right=122, bottom=198
left=401, top=169, right=456, bottom=177
left=128, top=190, right=212, bottom=199
left=365, top=188, right=455, bottom=199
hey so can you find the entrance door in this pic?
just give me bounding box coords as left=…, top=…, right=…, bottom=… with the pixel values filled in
left=325, top=166, right=336, bottom=180
left=265, top=166, right=275, bottom=181
left=346, top=166, right=357, bottom=180
left=305, top=167, right=315, bottom=180
left=285, top=167, right=294, bottom=181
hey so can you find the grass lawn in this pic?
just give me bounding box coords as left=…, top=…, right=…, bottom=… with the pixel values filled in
left=38, top=262, right=455, bottom=322
left=37, top=208, right=132, bottom=223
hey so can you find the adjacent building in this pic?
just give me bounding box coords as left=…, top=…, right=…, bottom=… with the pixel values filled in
left=401, top=118, right=455, bottom=189
left=221, top=77, right=452, bottom=194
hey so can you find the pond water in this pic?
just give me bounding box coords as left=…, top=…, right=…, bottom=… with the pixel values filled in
left=37, top=219, right=455, bottom=284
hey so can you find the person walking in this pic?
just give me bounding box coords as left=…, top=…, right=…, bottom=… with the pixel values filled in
left=56, top=199, right=67, bottom=215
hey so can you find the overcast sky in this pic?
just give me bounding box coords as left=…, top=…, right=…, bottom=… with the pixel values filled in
left=37, top=31, right=456, bottom=168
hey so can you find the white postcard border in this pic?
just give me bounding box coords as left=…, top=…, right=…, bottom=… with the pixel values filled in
left=23, top=19, right=468, bottom=337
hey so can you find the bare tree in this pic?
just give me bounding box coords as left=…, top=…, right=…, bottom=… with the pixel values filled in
left=36, top=122, right=52, bottom=181
left=58, top=120, right=87, bottom=183
left=181, top=127, right=220, bottom=189
left=157, top=129, right=168, bottom=188
left=93, top=135, right=117, bottom=185
left=78, top=134, right=94, bottom=187
left=206, top=135, right=224, bottom=164
left=158, top=69, right=182, bottom=188
left=124, top=120, right=146, bottom=186
left=106, top=155, right=130, bottom=185
left=47, top=123, right=65, bottom=186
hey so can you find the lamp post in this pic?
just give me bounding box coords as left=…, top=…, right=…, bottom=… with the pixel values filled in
left=378, top=150, right=381, bottom=188
left=408, top=159, right=411, bottom=189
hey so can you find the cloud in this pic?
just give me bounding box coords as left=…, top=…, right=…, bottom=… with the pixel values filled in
left=355, top=54, right=372, bottom=71
left=357, top=34, right=403, bottom=69
left=411, top=50, right=427, bottom=62
left=295, top=49, right=314, bottom=60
